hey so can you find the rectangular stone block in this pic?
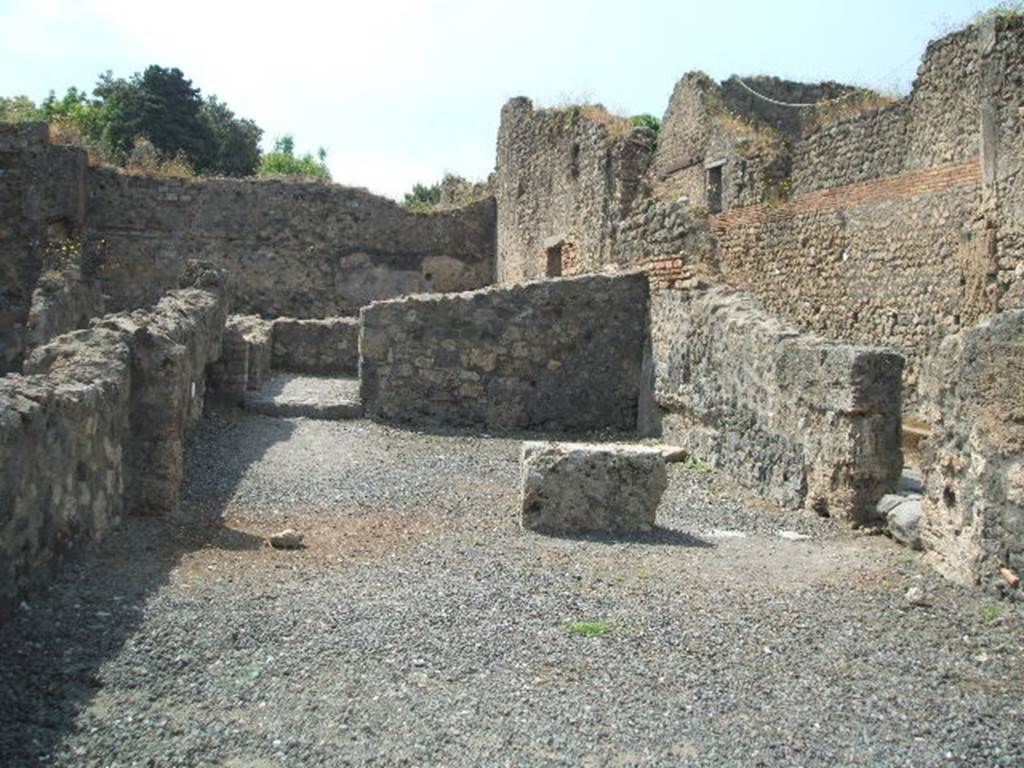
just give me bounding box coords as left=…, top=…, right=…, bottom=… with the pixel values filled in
left=520, top=442, right=667, bottom=533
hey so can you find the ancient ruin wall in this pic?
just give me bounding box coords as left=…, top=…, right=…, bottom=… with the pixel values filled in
left=792, top=28, right=981, bottom=193
left=704, top=23, right=1024, bottom=405
left=0, top=124, right=91, bottom=373
left=495, top=98, right=654, bottom=283
left=984, top=17, right=1024, bottom=313
left=85, top=169, right=496, bottom=317
left=1, top=273, right=226, bottom=620
left=360, top=272, right=649, bottom=432
left=0, top=328, right=130, bottom=621
left=271, top=317, right=359, bottom=375
left=918, top=310, right=1024, bottom=593
left=649, top=283, right=903, bottom=522
left=712, top=168, right=982, bottom=402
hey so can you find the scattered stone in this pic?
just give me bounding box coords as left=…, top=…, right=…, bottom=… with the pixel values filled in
left=905, top=586, right=929, bottom=607
left=777, top=530, right=811, bottom=541
left=660, top=446, right=688, bottom=463
left=876, top=494, right=906, bottom=516
left=269, top=529, right=304, bottom=550
left=520, top=442, right=667, bottom=533
left=1002, top=567, right=1020, bottom=589
left=856, top=525, right=884, bottom=537
left=887, top=499, right=923, bottom=550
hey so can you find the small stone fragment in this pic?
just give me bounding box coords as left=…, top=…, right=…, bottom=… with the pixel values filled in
left=777, top=530, right=810, bottom=541
left=887, top=499, right=923, bottom=550
left=905, top=586, right=929, bottom=607
left=659, top=446, right=688, bottom=463
left=875, top=493, right=905, bottom=516
left=269, top=529, right=304, bottom=550
left=1001, top=567, right=1020, bottom=589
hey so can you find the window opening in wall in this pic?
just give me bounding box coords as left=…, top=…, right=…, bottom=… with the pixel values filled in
left=706, top=164, right=723, bottom=214
left=546, top=244, right=563, bottom=278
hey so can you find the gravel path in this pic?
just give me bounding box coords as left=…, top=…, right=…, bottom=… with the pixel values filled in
left=255, top=374, right=362, bottom=404
left=1, top=408, right=1022, bottom=767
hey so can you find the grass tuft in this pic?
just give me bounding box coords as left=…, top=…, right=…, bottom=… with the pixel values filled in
left=568, top=620, right=613, bottom=637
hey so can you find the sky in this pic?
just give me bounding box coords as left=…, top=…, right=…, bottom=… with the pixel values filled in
left=0, top=0, right=1000, bottom=200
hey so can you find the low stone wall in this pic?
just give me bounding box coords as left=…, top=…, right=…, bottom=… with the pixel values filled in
left=93, top=286, right=226, bottom=513
left=272, top=317, right=359, bottom=375
left=918, top=310, right=1024, bottom=594
left=360, top=273, right=649, bottom=432
left=208, top=315, right=272, bottom=404
left=0, top=328, right=130, bottom=621
left=1, top=273, right=226, bottom=620
left=649, top=283, right=903, bottom=522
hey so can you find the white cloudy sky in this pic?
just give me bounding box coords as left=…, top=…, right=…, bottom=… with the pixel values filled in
left=0, top=0, right=994, bottom=199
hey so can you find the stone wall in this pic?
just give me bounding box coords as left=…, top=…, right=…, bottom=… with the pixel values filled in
left=25, top=264, right=105, bottom=350
left=918, top=310, right=1024, bottom=594
left=360, top=272, right=649, bottom=432
left=0, top=123, right=89, bottom=373
left=982, top=16, right=1024, bottom=313
left=85, top=169, right=496, bottom=317
left=649, top=282, right=903, bottom=522
left=271, top=317, right=359, bottom=375
left=92, top=282, right=226, bottom=513
left=495, top=98, right=654, bottom=283
left=711, top=165, right=982, bottom=402
left=0, top=328, right=130, bottom=621
left=0, top=269, right=226, bottom=620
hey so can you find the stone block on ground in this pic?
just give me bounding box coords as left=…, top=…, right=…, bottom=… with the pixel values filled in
left=887, top=499, right=923, bottom=551
left=520, top=442, right=667, bottom=533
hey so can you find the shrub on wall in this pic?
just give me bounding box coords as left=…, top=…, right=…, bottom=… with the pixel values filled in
left=257, top=135, right=332, bottom=182
left=402, top=182, right=442, bottom=212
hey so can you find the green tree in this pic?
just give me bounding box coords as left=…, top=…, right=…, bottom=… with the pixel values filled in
left=0, top=95, right=41, bottom=122
left=630, top=113, right=661, bottom=137
left=38, top=86, right=105, bottom=139
left=257, top=135, right=331, bottom=181
left=402, top=182, right=442, bottom=212
left=199, top=96, right=263, bottom=176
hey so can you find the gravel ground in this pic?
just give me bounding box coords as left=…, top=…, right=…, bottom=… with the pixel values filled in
left=255, top=374, right=362, bottom=404
left=1, top=407, right=1022, bottom=767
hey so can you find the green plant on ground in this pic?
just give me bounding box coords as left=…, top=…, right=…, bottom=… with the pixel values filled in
left=981, top=603, right=1003, bottom=622
left=568, top=620, right=613, bottom=637
left=683, top=455, right=714, bottom=473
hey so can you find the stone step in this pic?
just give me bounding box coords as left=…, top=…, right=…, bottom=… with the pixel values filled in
left=244, top=373, right=363, bottom=421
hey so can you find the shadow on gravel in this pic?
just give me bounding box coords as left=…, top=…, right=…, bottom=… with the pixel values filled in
left=0, top=406, right=294, bottom=767
left=534, top=526, right=714, bottom=549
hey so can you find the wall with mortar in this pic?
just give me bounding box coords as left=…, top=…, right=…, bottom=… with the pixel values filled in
left=0, top=270, right=226, bottom=621
left=711, top=165, right=983, bottom=403
left=699, top=22, right=1020, bottom=406
left=360, top=272, right=649, bottom=432
left=649, top=281, right=904, bottom=522
left=495, top=98, right=654, bottom=283
left=918, top=309, right=1024, bottom=596
left=0, top=124, right=92, bottom=373
left=271, top=317, right=359, bottom=375
left=84, top=169, right=496, bottom=317
left=981, top=16, right=1024, bottom=314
